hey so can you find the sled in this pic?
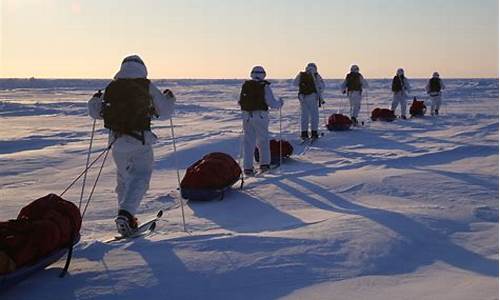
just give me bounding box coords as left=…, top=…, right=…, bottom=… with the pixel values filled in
left=0, top=234, right=80, bottom=290
left=181, top=178, right=240, bottom=201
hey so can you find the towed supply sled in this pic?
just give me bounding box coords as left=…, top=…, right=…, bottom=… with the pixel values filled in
left=326, top=113, right=353, bottom=131
left=180, top=152, right=242, bottom=201
left=0, top=194, right=82, bottom=290
left=254, top=139, right=294, bottom=165
left=371, top=108, right=397, bottom=122
left=409, top=97, right=427, bottom=117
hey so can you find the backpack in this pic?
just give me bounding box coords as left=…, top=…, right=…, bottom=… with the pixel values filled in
left=429, top=78, right=441, bottom=94
left=345, top=73, right=362, bottom=92
left=371, top=108, right=396, bottom=122
left=102, top=78, right=154, bottom=142
left=239, top=80, right=269, bottom=111
left=299, top=72, right=317, bottom=95
left=180, top=152, right=241, bottom=201
left=0, top=194, right=81, bottom=273
left=254, top=139, right=294, bottom=165
left=391, top=76, right=405, bottom=92
left=326, top=114, right=353, bottom=131
left=409, top=97, right=427, bottom=117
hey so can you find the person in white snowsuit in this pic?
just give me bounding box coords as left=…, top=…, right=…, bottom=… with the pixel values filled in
left=341, top=64, right=369, bottom=125
left=293, top=63, right=325, bottom=140
left=239, top=66, right=283, bottom=175
left=391, top=68, right=411, bottom=119
left=87, top=55, right=175, bottom=236
left=425, top=72, right=445, bottom=115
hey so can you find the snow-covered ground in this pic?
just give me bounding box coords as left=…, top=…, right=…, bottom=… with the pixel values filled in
left=0, top=78, right=498, bottom=299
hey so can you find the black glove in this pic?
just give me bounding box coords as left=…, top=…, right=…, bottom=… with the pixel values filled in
left=93, top=89, right=103, bottom=98
left=163, top=89, right=174, bottom=98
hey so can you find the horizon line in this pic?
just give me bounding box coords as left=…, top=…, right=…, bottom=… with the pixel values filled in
left=0, top=77, right=498, bottom=80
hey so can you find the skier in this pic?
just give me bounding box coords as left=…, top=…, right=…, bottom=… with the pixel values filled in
left=293, top=63, right=325, bottom=140
left=391, top=68, right=411, bottom=119
left=239, top=66, right=283, bottom=175
left=425, top=72, right=445, bottom=115
left=87, top=55, right=175, bottom=236
left=341, top=64, right=369, bottom=125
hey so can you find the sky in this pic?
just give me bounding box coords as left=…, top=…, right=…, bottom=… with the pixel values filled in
left=0, top=0, right=498, bottom=79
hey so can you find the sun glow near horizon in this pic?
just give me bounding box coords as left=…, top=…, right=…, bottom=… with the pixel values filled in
left=1, top=0, right=498, bottom=79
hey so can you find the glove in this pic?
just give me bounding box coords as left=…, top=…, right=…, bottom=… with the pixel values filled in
left=279, top=97, right=284, bottom=107
left=163, top=89, right=174, bottom=98
left=93, top=89, right=103, bottom=98
left=342, top=89, right=346, bottom=94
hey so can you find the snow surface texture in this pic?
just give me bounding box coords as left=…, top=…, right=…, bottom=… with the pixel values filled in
left=0, top=79, right=498, bottom=299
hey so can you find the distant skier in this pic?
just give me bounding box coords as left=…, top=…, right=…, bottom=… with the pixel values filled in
left=294, top=63, right=325, bottom=140
left=341, top=64, right=369, bottom=125
left=391, top=68, right=411, bottom=119
left=425, top=72, right=445, bottom=115
left=239, top=66, right=283, bottom=175
left=87, top=55, right=175, bottom=236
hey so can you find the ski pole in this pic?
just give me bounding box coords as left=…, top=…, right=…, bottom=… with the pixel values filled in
left=79, top=118, right=96, bottom=210
left=279, top=99, right=283, bottom=173
left=239, top=118, right=245, bottom=189
left=169, top=117, right=187, bottom=232
left=365, top=90, right=370, bottom=117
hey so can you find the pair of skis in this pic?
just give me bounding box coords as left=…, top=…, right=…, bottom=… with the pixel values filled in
left=103, top=210, right=164, bottom=243
left=300, top=136, right=320, bottom=146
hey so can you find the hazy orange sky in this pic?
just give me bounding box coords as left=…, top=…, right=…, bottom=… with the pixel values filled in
left=1, top=0, right=498, bottom=79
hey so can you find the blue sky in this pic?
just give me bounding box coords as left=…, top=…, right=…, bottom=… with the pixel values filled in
left=1, top=0, right=498, bottom=78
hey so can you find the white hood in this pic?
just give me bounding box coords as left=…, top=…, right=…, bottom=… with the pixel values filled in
left=114, top=55, right=148, bottom=79
left=306, top=63, right=317, bottom=74
left=250, top=66, right=266, bottom=80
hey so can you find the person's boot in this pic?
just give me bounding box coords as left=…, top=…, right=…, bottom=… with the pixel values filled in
left=244, top=168, right=255, bottom=176
left=435, top=109, right=439, bottom=115
left=351, top=116, right=358, bottom=125
left=115, top=209, right=138, bottom=237
left=300, top=131, right=309, bottom=140
left=311, top=130, right=319, bottom=139
left=260, top=164, right=270, bottom=173
left=401, top=115, right=407, bottom=120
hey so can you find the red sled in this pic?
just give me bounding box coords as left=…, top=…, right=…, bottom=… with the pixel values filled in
left=0, top=194, right=82, bottom=290
left=409, top=97, right=427, bottom=117
left=371, top=108, right=396, bottom=122
left=326, top=114, right=352, bottom=131
left=180, top=152, right=241, bottom=201
left=254, top=139, right=294, bottom=165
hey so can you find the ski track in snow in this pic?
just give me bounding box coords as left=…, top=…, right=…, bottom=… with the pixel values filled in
left=0, top=79, right=498, bottom=300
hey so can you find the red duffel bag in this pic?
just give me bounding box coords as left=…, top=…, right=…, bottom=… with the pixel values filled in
left=326, top=113, right=353, bottom=131
left=371, top=108, right=397, bottom=122
left=409, top=97, right=427, bottom=117
left=0, top=194, right=81, bottom=273
left=180, top=152, right=241, bottom=201
left=254, top=139, right=294, bottom=165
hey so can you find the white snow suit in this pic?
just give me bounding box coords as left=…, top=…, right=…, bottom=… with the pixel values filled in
left=391, top=76, right=411, bottom=117
left=293, top=67, right=325, bottom=132
left=239, top=76, right=282, bottom=171
left=340, top=73, right=368, bottom=118
left=87, top=55, right=175, bottom=216
left=425, top=78, right=445, bottom=114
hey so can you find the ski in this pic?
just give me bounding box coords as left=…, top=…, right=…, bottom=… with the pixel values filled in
left=254, top=164, right=280, bottom=177
left=240, top=164, right=281, bottom=189
left=309, top=137, right=319, bottom=146
left=103, top=210, right=163, bottom=243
